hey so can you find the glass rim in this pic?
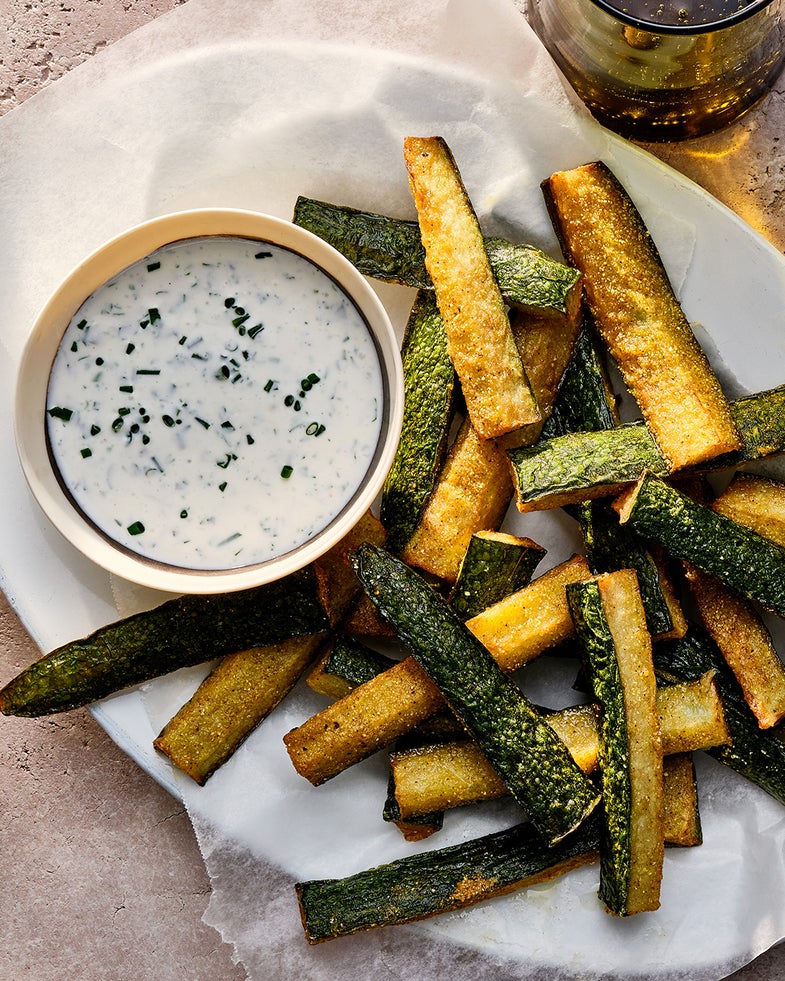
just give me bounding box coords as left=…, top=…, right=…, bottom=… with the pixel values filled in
left=590, top=0, right=776, bottom=34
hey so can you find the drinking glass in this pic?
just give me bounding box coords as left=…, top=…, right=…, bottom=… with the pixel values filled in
left=527, top=0, right=785, bottom=139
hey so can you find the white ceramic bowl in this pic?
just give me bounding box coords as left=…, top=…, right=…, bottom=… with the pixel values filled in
left=15, top=209, right=403, bottom=594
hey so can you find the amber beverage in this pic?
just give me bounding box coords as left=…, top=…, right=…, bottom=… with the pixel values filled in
left=528, top=0, right=785, bottom=140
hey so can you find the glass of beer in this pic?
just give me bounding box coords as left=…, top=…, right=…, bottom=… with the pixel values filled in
left=527, top=0, right=785, bottom=140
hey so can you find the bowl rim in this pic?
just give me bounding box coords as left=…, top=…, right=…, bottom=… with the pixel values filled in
left=15, top=207, right=404, bottom=595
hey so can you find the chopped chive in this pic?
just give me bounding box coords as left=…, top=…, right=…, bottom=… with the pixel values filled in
left=224, top=297, right=235, bottom=308
left=147, top=261, right=161, bottom=271
left=306, top=422, right=326, bottom=437
left=90, top=424, right=101, bottom=436
left=135, top=369, right=160, bottom=375
left=180, top=509, right=188, bottom=519
left=70, top=341, right=78, bottom=353
left=80, top=448, right=92, bottom=458
left=246, top=434, right=255, bottom=445
left=264, top=379, right=276, bottom=393
left=234, top=306, right=246, bottom=316
left=142, top=435, right=150, bottom=445
left=130, top=423, right=140, bottom=434
left=219, top=532, right=242, bottom=546
left=195, top=417, right=211, bottom=429
left=284, top=394, right=295, bottom=407
left=255, top=250, right=273, bottom=259
left=221, top=421, right=234, bottom=430
left=248, top=324, right=264, bottom=339
left=162, top=414, right=176, bottom=427
left=219, top=365, right=231, bottom=379
left=77, top=319, right=88, bottom=330
left=120, top=384, right=134, bottom=393
left=118, top=407, right=131, bottom=416
left=127, top=521, right=145, bottom=536
left=293, top=400, right=301, bottom=412
left=178, top=336, right=187, bottom=345
left=47, top=406, right=73, bottom=422
left=112, top=417, right=124, bottom=432
left=219, top=481, right=227, bottom=492
left=191, top=352, right=208, bottom=361
left=307, top=372, right=320, bottom=384
left=232, top=313, right=250, bottom=328
left=126, top=343, right=136, bottom=355
left=148, top=307, right=161, bottom=324
left=139, top=319, right=149, bottom=329
left=281, top=465, right=293, bottom=479
left=95, top=357, right=104, bottom=366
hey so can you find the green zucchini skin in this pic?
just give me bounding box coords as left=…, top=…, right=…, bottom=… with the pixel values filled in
left=352, top=544, right=601, bottom=845
left=654, top=629, right=785, bottom=806
left=379, top=291, right=457, bottom=554
left=620, top=471, right=785, bottom=618
left=449, top=533, right=546, bottom=621
left=510, top=422, right=667, bottom=507
left=566, top=579, right=632, bottom=915
left=296, top=813, right=601, bottom=942
left=0, top=569, right=328, bottom=716
left=540, top=323, right=618, bottom=440
left=319, top=634, right=396, bottom=690
left=292, top=196, right=582, bottom=317
left=509, top=385, right=785, bottom=510
left=578, top=500, right=674, bottom=636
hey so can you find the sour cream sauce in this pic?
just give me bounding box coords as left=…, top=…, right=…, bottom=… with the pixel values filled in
left=46, top=236, right=385, bottom=570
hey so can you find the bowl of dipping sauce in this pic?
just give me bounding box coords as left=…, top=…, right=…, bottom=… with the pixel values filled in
left=15, top=209, right=404, bottom=594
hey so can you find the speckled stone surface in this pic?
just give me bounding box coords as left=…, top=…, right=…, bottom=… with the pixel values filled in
left=1, top=2, right=785, bottom=980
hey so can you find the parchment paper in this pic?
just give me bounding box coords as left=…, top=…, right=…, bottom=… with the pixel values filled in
left=3, top=0, right=785, bottom=978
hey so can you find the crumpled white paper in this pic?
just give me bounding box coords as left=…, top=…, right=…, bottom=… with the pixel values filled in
left=3, top=0, right=785, bottom=978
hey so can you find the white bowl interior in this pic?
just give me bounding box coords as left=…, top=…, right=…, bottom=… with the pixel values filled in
left=15, top=209, right=403, bottom=594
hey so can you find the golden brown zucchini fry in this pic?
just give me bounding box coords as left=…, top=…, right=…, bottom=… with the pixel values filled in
left=713, top=471, right=785, bottom=546
left=404, top=136, right=540, bottom=439
left=400, top=417, right=514, bottom=583
left=154, top=636, right=324, bottom=785
left=542, top=162, right=741, bottom=471
left=685, top=564, right=785, bottom=728
left=663, top=753, right=702, bottom=848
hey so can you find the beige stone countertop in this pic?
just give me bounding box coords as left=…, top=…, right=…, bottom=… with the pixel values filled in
left=2, top=2, right=785, bottom=979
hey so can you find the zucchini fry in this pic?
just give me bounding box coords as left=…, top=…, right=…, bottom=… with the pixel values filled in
left=296, top=814, right=601, bottom=943
left=380, top=291, right=457, bottom=555
left=542, top=161, right=740, bottom=471
left=617, top=470, right=785, bottom=619
left=685, top=565, right=785, bottom=728
left=509, top=385, right=785, bottom=512
left=400, top=417, right=514, bottom=583
left=404, top=136, right=540, bottom=439
left=0, top=570, right=328, bottom=717
left=449, top=531, right=546, bottom=621
left=713, top=471, right=785, bottom=545
left=568, top=570, right=664, bottom=915
left=154, top=637, right=323, bottom=785
left=663, top=754, right=702, bottom=848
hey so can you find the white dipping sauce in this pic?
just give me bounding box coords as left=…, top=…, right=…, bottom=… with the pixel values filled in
left=46, top=236, right=385, bottom=570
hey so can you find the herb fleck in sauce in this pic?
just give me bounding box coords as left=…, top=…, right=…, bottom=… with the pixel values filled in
left=46, top=236, right=384, bottom=569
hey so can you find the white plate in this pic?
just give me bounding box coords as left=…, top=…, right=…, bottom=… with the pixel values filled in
left=3, top=35, right=785, bottom=981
